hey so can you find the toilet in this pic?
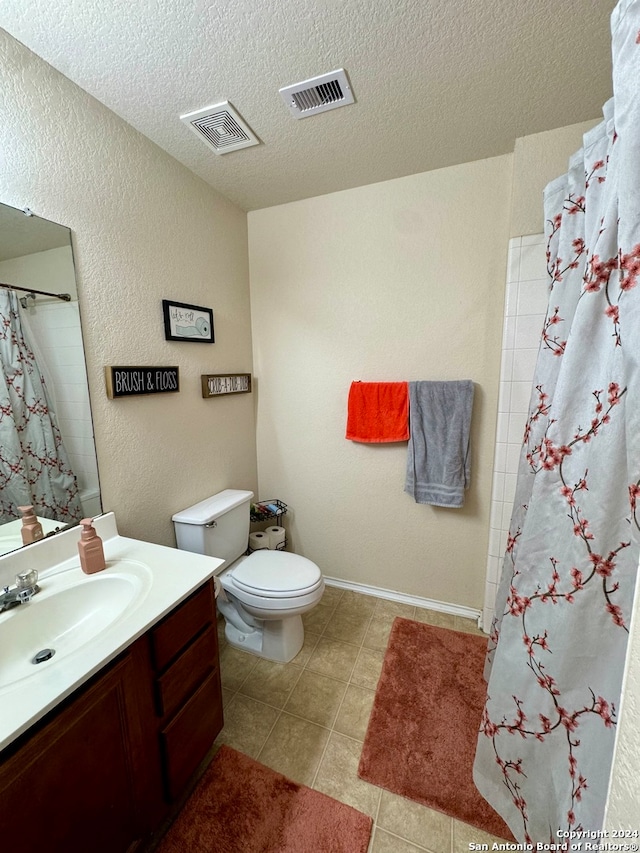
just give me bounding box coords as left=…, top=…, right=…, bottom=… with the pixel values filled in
left=172, top=489, right=324, bottom=663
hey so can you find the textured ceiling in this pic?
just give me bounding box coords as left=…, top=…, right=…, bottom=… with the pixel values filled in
left=0, top=0, right=615, bottom=211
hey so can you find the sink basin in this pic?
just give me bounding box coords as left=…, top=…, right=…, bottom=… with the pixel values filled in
left=0, top=560, right=152, bottom=690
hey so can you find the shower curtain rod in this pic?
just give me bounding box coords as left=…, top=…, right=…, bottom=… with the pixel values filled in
left=0, top=282, right=71, bottom=302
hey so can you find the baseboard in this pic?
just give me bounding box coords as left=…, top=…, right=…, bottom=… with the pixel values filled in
left=323, top=575, right=483, bottom=626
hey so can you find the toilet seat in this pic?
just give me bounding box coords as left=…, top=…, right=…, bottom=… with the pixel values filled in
left=230, top=550, right=322, bottom=599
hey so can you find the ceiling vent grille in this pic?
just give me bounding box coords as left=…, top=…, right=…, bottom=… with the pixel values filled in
left=279, top=69, right=354, bottom=119
left=180, top=101, right=259, bottom=155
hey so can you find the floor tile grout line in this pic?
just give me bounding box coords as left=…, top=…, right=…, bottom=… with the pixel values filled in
left=309, top=719, right=333, bottom=790
left=372, top=824, right=433, bottom=852
left=308, top=601, right=375, bottom=791
left=300, top=596, right=339, bottom=790
left=235, top=668, right=308, bottom=717
left=255, top=705, right=285, bottom=765
left=232, top=658, right=363, bottom=702
left=260, top=706, right=369, bottom=746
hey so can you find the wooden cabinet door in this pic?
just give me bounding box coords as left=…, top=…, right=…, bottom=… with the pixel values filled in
left=159, top=668, right=223, bottom=800
left=0, top=653, right=145, bottom=853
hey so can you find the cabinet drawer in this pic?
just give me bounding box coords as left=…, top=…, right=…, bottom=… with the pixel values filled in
left=155, top=624, right=218, bottom=720
left=160, top=669, right=223, bottom=801
left=151, top=581, right=215, bottom=671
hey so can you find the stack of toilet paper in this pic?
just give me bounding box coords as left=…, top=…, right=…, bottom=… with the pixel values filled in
left=249, top=526, right=286, bottom=551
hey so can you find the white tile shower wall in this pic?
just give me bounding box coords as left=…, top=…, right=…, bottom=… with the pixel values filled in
left=25, top=301, right=100, bottom=497
left=482, top=234, right=548, bottom=632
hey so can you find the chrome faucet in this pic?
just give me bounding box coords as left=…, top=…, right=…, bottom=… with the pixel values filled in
left=0, top=570, right=39, bottom=613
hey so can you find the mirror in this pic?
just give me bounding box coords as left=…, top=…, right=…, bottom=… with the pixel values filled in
left=0, top=202, right=101, bottom=555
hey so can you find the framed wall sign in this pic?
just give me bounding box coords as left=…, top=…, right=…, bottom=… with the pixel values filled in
left=162, top=299, right=214, bottom=343
left=201, top=373, right=252, bottom=398
left=105, top=366, right=180, bottom=398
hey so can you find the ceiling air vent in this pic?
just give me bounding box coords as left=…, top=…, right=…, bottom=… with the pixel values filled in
left=180, top=101, right=259, bottom=155
left=279, top=69, right=354, bottom=119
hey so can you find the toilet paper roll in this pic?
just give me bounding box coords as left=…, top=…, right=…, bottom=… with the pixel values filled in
left=266, top=525, right=286, bottom=550
left=249, top=531, right=269, bottom=551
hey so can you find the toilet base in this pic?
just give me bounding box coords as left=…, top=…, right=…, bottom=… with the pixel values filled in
left=222, top=611, right=304, bottom=663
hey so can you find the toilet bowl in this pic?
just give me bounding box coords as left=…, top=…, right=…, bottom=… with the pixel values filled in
left=218, top=550, right=324, bottom=661
left=172, top=489, right=324, bottom=663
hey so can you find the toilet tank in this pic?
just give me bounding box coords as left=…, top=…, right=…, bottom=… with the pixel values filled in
left=172, top=489, right=254, bottom=570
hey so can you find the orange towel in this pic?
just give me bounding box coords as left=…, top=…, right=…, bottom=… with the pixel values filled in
left=346, top=381, right=410, bottom=443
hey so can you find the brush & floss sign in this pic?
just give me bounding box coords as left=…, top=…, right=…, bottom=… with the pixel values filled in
left=105, top=366, right=179, bottom=398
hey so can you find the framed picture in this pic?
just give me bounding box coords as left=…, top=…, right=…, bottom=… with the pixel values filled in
left=162, top=299, right=214, bottom=343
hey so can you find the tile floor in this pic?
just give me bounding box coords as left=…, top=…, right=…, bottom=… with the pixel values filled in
left=212, top=585, right=510, bottom=853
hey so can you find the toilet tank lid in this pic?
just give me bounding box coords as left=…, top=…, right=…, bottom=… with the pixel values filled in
left=172, top=489, right=254, bottom=525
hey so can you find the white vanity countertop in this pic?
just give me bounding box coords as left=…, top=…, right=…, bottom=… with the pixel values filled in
left=0, top=516, right=64, bottom=557
left=0, top=513, right=223, bottom=752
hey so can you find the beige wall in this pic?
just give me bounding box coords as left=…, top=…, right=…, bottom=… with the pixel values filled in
left=510, top=118, right=600, bottom=237
left=248, top=155, right=512, bottom=609
left=0, top=29, right=258, bottom=549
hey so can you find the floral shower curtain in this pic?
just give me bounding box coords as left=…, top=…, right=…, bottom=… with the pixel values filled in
left=473, top=0, right=640, bottom=842
left=0, top=289, right=83, bottom=523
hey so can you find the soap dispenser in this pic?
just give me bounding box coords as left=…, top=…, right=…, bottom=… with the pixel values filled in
left=18, top=505, right=44, bottom=545
left=78, top=517, right=106, bottom=574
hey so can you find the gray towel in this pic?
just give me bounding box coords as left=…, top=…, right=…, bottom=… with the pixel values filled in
left=404, top=380, right=474, bottom=508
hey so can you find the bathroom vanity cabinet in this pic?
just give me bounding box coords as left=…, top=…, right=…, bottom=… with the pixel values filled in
left=0, top=579, right=222, bottom=853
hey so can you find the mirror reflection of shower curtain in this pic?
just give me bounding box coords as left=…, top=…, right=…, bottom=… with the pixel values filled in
left=0, top=289, right=83, bottom=524
left=473, top=0, right=640, bottom=842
